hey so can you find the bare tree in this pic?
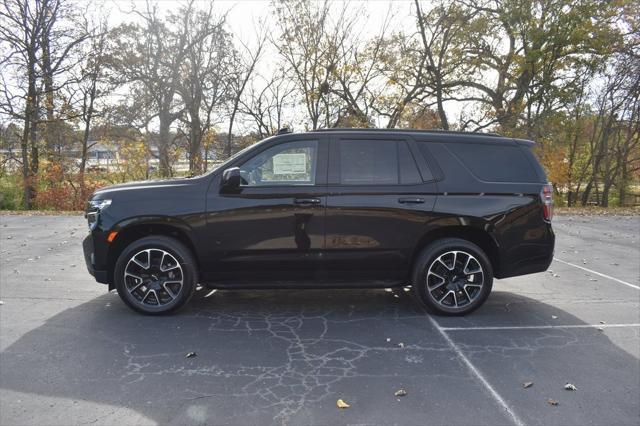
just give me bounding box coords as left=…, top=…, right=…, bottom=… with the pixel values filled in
left=239, top=72, right=295, bottom=138
left=273, top=0, right=349, bottom=130
left=328, top=5, right=391, bottom=128
left=580, top=55, right=640, bottom=206
left=225, top=25, right=267, bottom=157
left=74, top=18, right=109, bottom=187
left=177, top=4, right=234, bottom=174
left=0, top=0, right=86, bottom=208
left=111, top=1, right=195, bottom=177
left=414, top=0, right=474, bottom=129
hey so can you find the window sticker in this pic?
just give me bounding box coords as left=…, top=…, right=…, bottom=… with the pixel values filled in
left=272, top=153, right=307, bottom=175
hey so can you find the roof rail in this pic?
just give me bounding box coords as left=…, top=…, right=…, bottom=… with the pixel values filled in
left=310, top=128, right=502, bottom=137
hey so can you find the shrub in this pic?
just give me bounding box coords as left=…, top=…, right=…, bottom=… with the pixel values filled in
left=0, top=174, right=23, bottom=210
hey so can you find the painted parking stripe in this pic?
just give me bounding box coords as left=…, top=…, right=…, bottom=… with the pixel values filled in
left=553, top=257, right=640, bottom=290
left=427, top=315, right=526, bottom=426
left=441, top=323, right=640, bottom=331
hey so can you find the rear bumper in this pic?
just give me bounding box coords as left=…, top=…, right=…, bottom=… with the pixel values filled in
left=83, top=234, right=109, bottom=284
left=496, top=225, right=555, bottom=279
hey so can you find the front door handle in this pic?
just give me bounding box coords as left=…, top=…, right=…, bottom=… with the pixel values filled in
left=294, top=198, right=321, bottom=205
left=398, top=197, right=425, bottom=204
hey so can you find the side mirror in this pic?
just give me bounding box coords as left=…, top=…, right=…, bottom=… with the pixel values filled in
left=221, top=167, right=241, bottom=190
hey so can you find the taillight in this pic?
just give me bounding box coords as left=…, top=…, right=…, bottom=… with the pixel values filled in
left=541, top=183, right=553, bottom=222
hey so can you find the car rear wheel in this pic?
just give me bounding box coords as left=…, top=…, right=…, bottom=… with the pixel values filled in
left=413, top=238, right=493, bottom=316
left=114, top=236, right=197, bottom=315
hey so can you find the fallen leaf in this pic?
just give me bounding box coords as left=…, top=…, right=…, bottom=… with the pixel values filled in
left=394, top=389, right=407, bottom=397
left=547, top=399, right=559, bottom=406
left=522, top=382, right=533, bottom=389
left=336, top=399, right=350, bottom=409
left=185, top=352, right=197, bottom=358
left=564, top=383, right=577, bottom=391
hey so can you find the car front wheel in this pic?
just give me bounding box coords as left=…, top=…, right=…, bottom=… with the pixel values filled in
left=413, top=238, right=493, bottom=315
left=114, top=236, right=197, bottom=315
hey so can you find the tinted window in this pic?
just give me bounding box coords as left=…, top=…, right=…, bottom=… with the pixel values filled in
left=447, top=142, right=538, bottom=182
left=339, top=140, right=424, bottom=185
left=340, top=140, right=397, bottom=185
left=398, top=142, right=423, bottom=184
left=240, top=140, right=317, bottom=186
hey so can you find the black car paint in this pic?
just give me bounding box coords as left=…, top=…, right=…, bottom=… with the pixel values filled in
left=83, top=130, right=555, bottom=290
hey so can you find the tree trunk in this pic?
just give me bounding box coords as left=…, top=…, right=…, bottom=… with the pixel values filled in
left=22, top=52, right=39, bottom=210
left=188, top=109, right=202, bottom=174
left=158, top=117, right=172, bottom=177
left=226, top=108, right=236, bottom=159
left=41, top=21, right=55, bottom=152
left=80, top=76, right=97, bottom=192
left=21, top=111, right=32, bottom=210
left=435, top=81, right=448, bottom=130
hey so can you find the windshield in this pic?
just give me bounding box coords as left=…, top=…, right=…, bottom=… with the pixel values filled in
left=201, top=136, right=274, bottom=177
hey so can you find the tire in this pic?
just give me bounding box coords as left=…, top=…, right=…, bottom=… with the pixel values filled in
left=114, top=236, right=198, bottom=315
left=412, top=238, right=493, bottom=316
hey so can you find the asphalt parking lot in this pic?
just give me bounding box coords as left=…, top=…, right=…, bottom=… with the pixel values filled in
left=1, top=214, right=639, bottom=426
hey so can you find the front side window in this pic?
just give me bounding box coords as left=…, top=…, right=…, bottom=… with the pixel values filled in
left=240, top=140, right=318, bottom=186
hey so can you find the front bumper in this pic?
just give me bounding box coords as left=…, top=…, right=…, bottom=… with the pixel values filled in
left=83, top=234, right=109, bottom=284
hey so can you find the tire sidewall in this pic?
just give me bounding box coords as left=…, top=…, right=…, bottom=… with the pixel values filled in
left=114, top=236, right=197, bottom=315
left=413, top=239, right=493, bottom=316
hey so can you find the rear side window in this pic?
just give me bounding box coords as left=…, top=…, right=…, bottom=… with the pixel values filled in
left=398, top=141, right=422, bottom=184
left=446, top=143, right=538, bottom=182
left=339, top=140, right=422, bottom=185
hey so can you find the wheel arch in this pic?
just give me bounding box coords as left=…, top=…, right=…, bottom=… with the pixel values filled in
left=106, top=217, right=199, bottom=289
left=412, top=225, right=501, bottom=277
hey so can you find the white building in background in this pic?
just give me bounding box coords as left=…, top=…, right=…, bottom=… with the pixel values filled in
left=0, top=140, right=206, bottom=175
left=83, top=143, right=118, bottom=171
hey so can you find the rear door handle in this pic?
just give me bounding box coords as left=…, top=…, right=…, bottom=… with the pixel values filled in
left=294, top=198, right=321, bottom=205
left=398, top=197, right=425, bottom=204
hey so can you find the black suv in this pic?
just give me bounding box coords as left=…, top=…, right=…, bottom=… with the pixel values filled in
left=83, top=129, right=554, bottom=315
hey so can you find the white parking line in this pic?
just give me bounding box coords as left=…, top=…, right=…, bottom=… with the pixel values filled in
left=427, top=315, right=526, bottom=426
left=441, top=323, right=640, bottom=331
left=553, top=257, right=640, bottom=290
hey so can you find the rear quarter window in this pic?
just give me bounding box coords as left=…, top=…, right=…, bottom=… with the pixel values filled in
left=446, top=142, right=539, bottom=183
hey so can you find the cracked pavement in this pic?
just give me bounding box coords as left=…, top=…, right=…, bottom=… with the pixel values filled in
left=1, top=215, right=639, bottom=425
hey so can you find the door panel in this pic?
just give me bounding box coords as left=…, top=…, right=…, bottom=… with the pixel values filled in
left=324, top=137, right=438, bottom=281
left=203, top=138, right=328, bottom=282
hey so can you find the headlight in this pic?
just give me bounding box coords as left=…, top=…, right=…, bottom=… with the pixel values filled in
left=86, top=199, right=112, bottom=230
left=88, top=199, right=112, bottom=211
